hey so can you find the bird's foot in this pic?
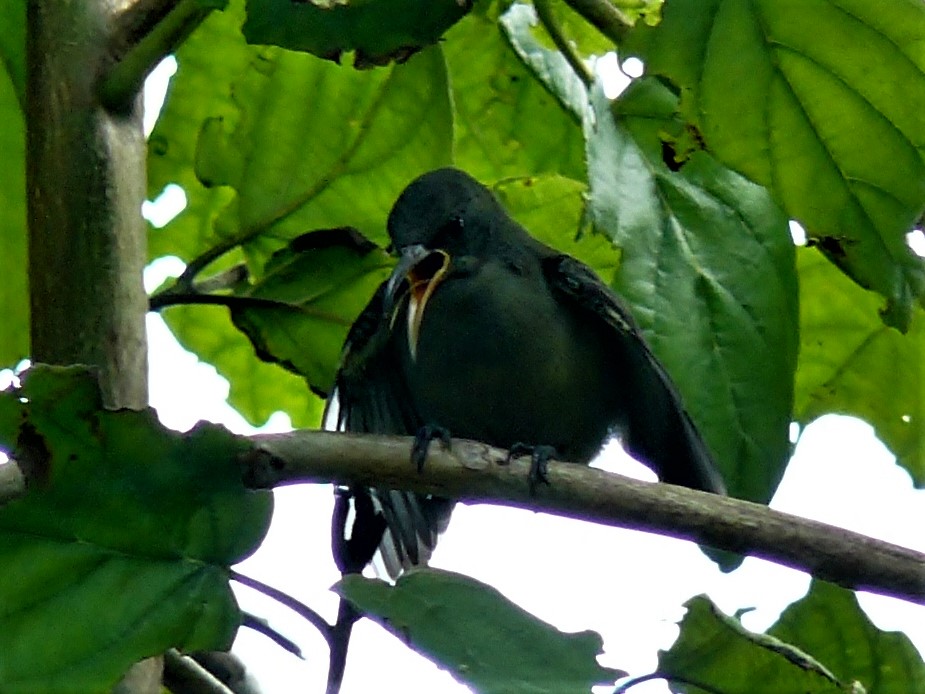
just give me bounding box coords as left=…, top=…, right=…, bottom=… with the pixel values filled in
left=507, top=443, right=557, bottom=493
left=411, top=424, right=452, bottom=473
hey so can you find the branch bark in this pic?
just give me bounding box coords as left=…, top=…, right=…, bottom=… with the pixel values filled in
left=242, top=430, right=925, bottom=606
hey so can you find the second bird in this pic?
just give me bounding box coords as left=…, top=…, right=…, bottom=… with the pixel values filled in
left=330, top=167, right=726, bottom=578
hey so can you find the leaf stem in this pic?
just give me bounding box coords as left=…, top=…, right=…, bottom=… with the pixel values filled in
left=560, top=0, right=633, bottom=45
left=533, top=0, right=594, bottom=87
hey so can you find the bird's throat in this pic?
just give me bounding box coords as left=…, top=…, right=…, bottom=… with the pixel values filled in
left=406, top=250, right=451, bottom=361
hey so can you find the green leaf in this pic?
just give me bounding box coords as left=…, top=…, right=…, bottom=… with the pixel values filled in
left=770, top=581, right=925, bottom=692
left=0, top=52, right=27, bottom=367
left=338, top=568, right=625, bottom=694
left=586, top=77, right=798, bottom=503
left=0, top=0, right=24, bottom=110
left=147, top=0, right=253, bottom=266
left=161, top=303, right=326, bottom=428
left=659, top=594, right=847, bottom=693
left=243, top=0, right=472, bottom=67
left=492, top=173, right=621, bottom=281
left=230, top=227, right=392, bottom=396
left=624, top=0, right=925, bottom=329
left=0, top=366, right=272, bottom=693
left=149, top=0, right=452, bottom=426
left=192, top=42, right=452, bottom=269
left=443, top=8, right=586, bottom=182
left=795, top=247, right=925, bottom=485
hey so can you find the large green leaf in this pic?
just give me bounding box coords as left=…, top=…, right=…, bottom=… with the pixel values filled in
left=492, top=173, right=621, bottom=280
left=339, top=568, right=624, bottom=694
left=658, top=583, right=925, bottom=693
left=0, top=44, right=27, bottom=367
left=243, top=0, right=472, bottom=67
left=624, top=0, right=925, bottom=329
left=443, top=5, right=586, bottom=183
left=230, top=227, right=392, bottom=396
left=0, top=0, right=24, bottom=110
left=771, top=581, right=925, bottom=692
left=148, top=0, right=453, bottom=426
left=0, top=366, right=272, bottom=692
left=147, top=0, right=253, bottom=266
left=795, top=247, right=925, bottom=485
left=161, top=304, right=326, bottom=428
left=193, top=42, right=452, bottom=268
left=586, top=77, right=798, bottom=503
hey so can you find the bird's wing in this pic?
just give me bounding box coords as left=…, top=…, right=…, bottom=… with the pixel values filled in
left=326, top=284, right=454, bottom=579
left=543, top=254, right=726, bottom=495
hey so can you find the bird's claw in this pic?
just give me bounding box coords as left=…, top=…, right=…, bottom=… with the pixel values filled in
left=507, top=443, right=556, bottom=494
left=411, top=424, right=452, bottom=473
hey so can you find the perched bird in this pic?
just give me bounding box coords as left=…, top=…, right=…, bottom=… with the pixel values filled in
left=328, top=167, right=725, bottom=579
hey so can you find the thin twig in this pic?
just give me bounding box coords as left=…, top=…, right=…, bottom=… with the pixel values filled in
left=230, top=570, right=333, bottom=644
left=241, top=612, right=304, bottom=658
left=533, top=0, right=594, bottom=86
left=560, top=0, right=633, bottom=45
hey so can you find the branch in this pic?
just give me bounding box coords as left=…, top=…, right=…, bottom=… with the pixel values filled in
left=241, top=431, right=925, bottom=606
left=534, top=0, right=594, bottom=87
left=560, top=0, right=633, bottom=45
left=100, top=0, right=222, bottom=113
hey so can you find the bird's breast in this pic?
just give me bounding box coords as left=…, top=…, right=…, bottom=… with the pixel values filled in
left=396, top=261, right=617, bottom=461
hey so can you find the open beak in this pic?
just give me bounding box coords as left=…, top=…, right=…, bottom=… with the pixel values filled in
left=383, top=245, right=451, bottom=360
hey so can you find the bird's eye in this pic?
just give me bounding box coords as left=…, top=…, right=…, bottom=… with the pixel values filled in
left=436, top=216, right=464, bottom=243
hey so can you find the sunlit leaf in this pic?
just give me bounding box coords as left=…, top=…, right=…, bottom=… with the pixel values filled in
left=624, top=0, right=925, bottom=328
left=795, top=247, right=925, bottom=485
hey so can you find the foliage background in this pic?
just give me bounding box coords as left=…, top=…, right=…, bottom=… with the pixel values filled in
left=1, top=0, right=924, bottom=691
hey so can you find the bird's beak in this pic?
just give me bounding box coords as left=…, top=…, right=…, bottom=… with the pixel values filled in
left=383, top=244, right=451, bottom=361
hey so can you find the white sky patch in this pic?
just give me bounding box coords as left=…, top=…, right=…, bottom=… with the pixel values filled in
left=143, top=56, right=177, bottom=137
left=143, top=183, right=188, bottom=228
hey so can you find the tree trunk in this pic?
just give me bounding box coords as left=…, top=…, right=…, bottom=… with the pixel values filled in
left=26, top=1, right=153, bottom=690
left=26, top=0, right=149, bottom=409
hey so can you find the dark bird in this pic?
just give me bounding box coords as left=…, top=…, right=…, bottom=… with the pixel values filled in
left=329, top=167, right=725, bottom=579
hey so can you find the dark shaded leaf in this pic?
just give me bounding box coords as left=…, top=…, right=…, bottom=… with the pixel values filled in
left=338, top=568, right=624, bottom=694
left=586, top=77, right=798, bottom=503
left=243, top=0, right=472, bottom=67
left=0, top=366, right=272, bottom=693
left=230, top=227, right=392, bottom=396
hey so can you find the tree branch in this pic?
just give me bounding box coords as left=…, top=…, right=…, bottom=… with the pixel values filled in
left=100, top=0, right=222, bottom=113
left=242, top=431, right=925, bottom=606
left=559, top=0, right=633, bottom=45
left=534, top=0, right=594, bottom=87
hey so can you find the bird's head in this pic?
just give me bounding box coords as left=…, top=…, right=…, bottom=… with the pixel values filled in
left=382, top=168, right=514, bottom=358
